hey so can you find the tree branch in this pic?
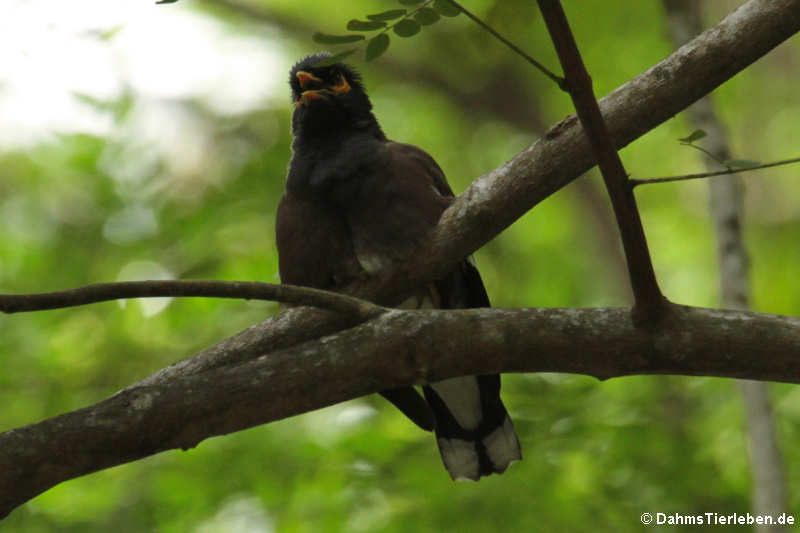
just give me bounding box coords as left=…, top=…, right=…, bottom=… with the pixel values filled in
left=357, top=0, right=800, bottom=309
left=536, top=0, right=666, bottom=323
left=0, top=280, right=385, bottom=321
left=2, top=304, right=800, bottom=517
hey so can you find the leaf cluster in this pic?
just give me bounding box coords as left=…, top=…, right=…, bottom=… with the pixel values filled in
left=312, top=0, right=461, bottom=63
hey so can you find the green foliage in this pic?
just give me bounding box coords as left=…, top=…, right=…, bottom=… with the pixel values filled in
left=433, top=0, right=461, bottom=17
left=3, top=1, right=800, bottom=531
left=312, top=32, right=365, bottom=44
left=393, top=19, right=421, bottom=38
left=364, top=33, right=390, bottom=61
left=347, top=19, right=387, bottom=31
left=678, top=129, right=707, bottom=143
left=366, top=34, right=391, bottom=62
left=311, top=0, right=456, bottom=62
left=367, top=9, right=409, bottom=22
left=415, top=7, right=441, bottom=25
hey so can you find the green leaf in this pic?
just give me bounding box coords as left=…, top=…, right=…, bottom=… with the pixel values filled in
left=312, top=49, right=358, bottom=67
left=724, top=159, right=761, bottom=169
left=367, top=9, right=407, bottom=21
left=678, top=129, right=707, bottom=143
left=398, top=0, right=424, bottom=4
left=393, top=19, right=421, bottom=37
left=365, top=33, right=390, bottom=61
left=155, top=0, right=179, bottom=4
left=312, top=33, right=365, bottom=44
left=415, top=7, right=441, bottom=25
left=433, top=0, right=461, bottom=17
left=347, top=19, right=387, bottom=31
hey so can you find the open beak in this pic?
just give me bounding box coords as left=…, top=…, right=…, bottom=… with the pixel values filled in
left=295, top=71, right=327, bottom=106
left=294, top=71, right=351, bottom=107
left=296, top=90, right=328, bottom=107
left=296, top=71, right=321, bottom=89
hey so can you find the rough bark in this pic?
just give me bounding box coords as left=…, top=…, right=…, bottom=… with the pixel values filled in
left=3, top=305, right=800, bottom=517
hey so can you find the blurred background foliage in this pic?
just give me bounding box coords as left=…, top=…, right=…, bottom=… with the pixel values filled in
left=1, top=0, right=799, bottom=531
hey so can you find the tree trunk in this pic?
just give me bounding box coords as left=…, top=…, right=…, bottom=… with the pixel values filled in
left=663, top=1, right=790, bottom=529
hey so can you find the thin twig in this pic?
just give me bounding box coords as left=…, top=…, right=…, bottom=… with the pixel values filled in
left=536, top=0, right=667, bottom=323
left=630, top=157, right=800, bottom=187
left=0, top=280, right=386, bottom=320
left=446, top=0, right=566, bottom=88
left=682, top=141, right=727, bottom=166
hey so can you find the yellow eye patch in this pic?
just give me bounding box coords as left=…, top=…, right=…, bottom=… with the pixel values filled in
left=331, top=75, right=351, bottom=95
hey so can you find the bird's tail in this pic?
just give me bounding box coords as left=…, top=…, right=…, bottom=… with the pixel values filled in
left=423, top=375, right=521, bottom=481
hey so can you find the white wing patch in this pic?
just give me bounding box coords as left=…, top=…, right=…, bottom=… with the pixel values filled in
left=429, top=376, right=482, bottom=431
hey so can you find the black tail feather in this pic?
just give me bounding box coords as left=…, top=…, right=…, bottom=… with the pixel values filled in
left=380, top=387, right=435, bottom=431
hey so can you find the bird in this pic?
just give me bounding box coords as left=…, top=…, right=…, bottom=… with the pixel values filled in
left=275, top=53, right=521, bottom=481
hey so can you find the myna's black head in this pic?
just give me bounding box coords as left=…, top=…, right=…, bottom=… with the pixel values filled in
left=289, top=53, right=364, bottom=103
left=289, top=53, right=383, bottom=139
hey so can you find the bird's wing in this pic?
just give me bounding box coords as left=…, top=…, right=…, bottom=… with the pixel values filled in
left=276, top=191, right=362, bottom=289
left=276, top=188, right=435, bottom=431
left=347, top=141, right=521, bottom=480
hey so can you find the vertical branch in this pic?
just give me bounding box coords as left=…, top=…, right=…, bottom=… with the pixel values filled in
left=663, top=1, right=789, bottom=528
left=536, top=0, right=668, bottom=323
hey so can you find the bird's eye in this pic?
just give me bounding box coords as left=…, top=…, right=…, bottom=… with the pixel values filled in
left=330, top=73, right=352, bottom=95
